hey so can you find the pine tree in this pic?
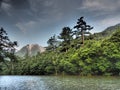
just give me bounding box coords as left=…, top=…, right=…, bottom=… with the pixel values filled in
left=0, top=27, right=18, bottom=74
left=47, top=35, right=58, bottom=51
left=74, top=17, right=93, bottom=46
left=58, top=27, right=73, bottom=52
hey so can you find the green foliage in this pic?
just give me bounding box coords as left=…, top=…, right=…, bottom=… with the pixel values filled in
left=58, top=27, right=73, bottom=52
left=0, top=27, right=18, bottom=75
left=58, top=27, right=73, bottom=42
left=109, top=29, right=120, bottom=43
left=47, top=35, right=59, bottom=51
left=73, top=17, right=93, bottom=45
left=1, top=18, right=120, bottom=76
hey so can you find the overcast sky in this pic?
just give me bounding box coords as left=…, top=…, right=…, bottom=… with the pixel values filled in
left=0, top=0, right=120, bottom=49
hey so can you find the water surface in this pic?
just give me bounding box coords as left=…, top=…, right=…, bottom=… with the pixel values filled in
left=0, top=76, right=120, bottom=90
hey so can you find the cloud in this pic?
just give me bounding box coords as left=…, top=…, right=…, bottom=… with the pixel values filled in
left=1, top=2, right=11, bottom=10
left=3, top=0, right=11, bottom=3
left=28, top=0, right=60, bottom=16
left=14, top=0, right=120, bottom=36
left=0, top=1, right=12, bottom=15
left=100, top=16, right=120, bottom=27
left=44, top=1, right=54, bottom=7
left=81, top=0, right=120, bottom=12
left=15, top=16, right=63, bottom=34
left=16, top=21, right=36, bottom=33
left=1, top=0, right=120, bottom=48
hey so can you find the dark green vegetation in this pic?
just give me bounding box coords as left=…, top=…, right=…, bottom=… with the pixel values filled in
left=0, top=27, right=18, bottom=74
left=0, top=17, right=120, bottom=75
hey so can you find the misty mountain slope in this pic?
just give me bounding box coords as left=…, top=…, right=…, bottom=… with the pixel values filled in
left=16, top=44, right=46, bottom=57
left=93, top=23, right=120, bottom=39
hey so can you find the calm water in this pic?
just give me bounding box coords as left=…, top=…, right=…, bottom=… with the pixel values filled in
left=0, top=76, right=120, bottom=90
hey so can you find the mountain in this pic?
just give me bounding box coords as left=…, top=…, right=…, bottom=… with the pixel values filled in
left=16, top=44, right=46, bottom=57
left=93, top=23, right=120, bottom=39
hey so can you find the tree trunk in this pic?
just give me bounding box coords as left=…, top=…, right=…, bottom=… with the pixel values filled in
left=11, top=61, right=14, bottom=75
left=3, top=61, right=9, bottom=69
left=55, top=67, right=58, bottom=76
left=81, top=30, right=84, bottom=46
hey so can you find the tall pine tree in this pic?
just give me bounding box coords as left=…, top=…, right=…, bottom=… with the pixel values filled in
left=74, top=17, right=93, bottom=46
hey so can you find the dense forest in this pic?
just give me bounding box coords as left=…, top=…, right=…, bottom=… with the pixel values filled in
left=0, top=17, right=120, bottom=76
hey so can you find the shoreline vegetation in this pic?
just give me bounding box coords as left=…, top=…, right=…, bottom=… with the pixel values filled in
left=0, top=17, right=120, bottom=76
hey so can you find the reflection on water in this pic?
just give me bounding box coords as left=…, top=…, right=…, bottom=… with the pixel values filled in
left=0, top=76, right=120, bottom=90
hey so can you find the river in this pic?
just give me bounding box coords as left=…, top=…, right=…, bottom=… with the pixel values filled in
left=0, top=76, right=120, bottom=90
